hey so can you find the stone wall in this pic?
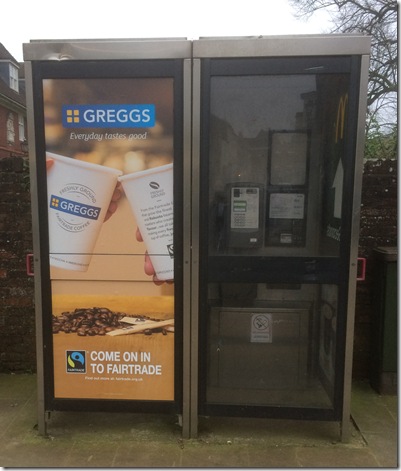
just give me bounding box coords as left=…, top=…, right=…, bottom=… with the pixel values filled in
left=0, top=156, right=397, bottom=377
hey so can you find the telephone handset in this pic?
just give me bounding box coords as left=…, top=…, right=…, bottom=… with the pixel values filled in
left=226, top=183, right=265, bottom=249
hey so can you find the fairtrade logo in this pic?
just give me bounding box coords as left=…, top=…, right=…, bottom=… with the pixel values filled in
left=66, top=350, right=86, bottom=373
left=62, top=104, right=155, bottom=128
left=149, top=181, right=160, bottom=190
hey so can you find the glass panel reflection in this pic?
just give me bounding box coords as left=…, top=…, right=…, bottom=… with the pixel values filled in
left=208, top=73, right=349, bottom=258
left=206, top=283, right=338, bottom=409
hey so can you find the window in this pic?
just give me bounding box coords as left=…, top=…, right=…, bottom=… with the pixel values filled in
left=7, top=113, right=15, bottom=143
left=18, top=114, right=25, bottom=141
left=9, top=64, right=19, bottom=92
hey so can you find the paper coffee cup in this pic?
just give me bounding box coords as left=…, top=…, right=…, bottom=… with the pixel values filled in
left=119, top=163, right=174, bottom=281
left=46, top=152, right=122, bottom=271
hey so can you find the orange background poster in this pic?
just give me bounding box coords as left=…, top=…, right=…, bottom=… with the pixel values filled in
left=44, top=76, right=176, bottom=401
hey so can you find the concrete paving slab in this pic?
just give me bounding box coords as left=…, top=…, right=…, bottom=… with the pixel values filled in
left=0, top=374, right=397, bottom=468
left=296, top=446, right=380, bottom=468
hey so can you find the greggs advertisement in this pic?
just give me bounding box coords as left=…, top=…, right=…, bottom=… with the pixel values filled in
left=43, top=77, right=175, bottom=401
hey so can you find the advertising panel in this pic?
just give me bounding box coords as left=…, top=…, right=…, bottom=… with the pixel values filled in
left=42, top=76, right=176, bottom=401
left=316, top=74, right=350, bottom=250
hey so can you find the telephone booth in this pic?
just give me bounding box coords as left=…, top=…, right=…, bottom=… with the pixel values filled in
left=187, top=36, right=370, bottom=440
left=24, top=35, right=370, bottom=441
left=24, top=39, right=192, bottom=435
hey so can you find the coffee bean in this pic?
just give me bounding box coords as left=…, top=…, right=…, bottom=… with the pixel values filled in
left=51, top=307, right=170, bottom=337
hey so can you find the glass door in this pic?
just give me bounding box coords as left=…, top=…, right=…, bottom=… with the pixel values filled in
left=198, top=55, right=362, bottom=420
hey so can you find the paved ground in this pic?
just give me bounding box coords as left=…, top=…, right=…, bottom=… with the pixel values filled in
left=0, top=374, right=397, bottom=468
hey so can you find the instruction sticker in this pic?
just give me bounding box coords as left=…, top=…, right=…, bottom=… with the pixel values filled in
left=269, top=193, right=304, bottom=219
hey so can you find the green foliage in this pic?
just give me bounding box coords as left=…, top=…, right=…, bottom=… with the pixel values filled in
left=22, top=157, right=31, bottom=192
left=364, top=119, right=398, bottom=160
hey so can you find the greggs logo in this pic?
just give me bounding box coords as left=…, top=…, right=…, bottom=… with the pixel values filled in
left=62, top=104, right=155, bottom=128
left=50, top=195, right=101, bottom=220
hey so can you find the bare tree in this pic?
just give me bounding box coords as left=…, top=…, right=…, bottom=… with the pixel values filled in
left=289, top=0, right=397, bottom=134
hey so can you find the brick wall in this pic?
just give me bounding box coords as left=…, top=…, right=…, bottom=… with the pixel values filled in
left=0, top=157, right=397, bottom=377
left=0, top=156, right=36, bottom=372
left=353, top=159, right=398, bottom=378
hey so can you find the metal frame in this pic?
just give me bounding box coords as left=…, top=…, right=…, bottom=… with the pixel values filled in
left=186, top=58, right=202, bottom=439
left=25, top=60, right=47, bottom=435
left=340, top=52, right=370, bottom=441
left=182, top=57, right=194, bottom=438
left=193, top=34, right=370, bottom=57
left=23, top=38, right=191, bottom=61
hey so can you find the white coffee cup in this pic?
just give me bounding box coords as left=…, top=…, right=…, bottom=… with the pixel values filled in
left=119, top=163, right=174, bottom=281
left=46, top=152, right=122, bottom=271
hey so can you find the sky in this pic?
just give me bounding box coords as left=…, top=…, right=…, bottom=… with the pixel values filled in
left=2, top=0, right=332, bottom=62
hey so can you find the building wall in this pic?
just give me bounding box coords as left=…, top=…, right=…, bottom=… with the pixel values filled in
left=0, top=106, right=27, bottom=159
left=0, top=156, right=397, bottom=377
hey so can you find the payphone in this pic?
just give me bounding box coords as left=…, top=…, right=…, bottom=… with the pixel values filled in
left=226, top=183, right=265, bottom=249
